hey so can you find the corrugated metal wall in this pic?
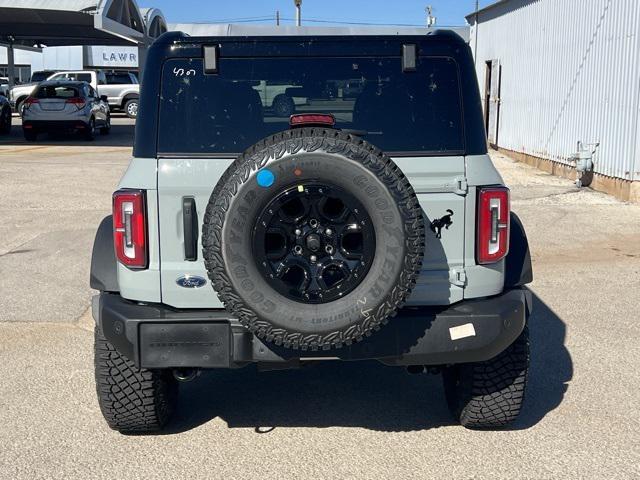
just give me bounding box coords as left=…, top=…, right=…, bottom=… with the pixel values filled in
left=469, top=0, right=640, bottom=181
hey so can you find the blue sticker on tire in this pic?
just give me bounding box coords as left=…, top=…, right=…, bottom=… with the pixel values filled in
left=257, top=169, right=275, bottom=187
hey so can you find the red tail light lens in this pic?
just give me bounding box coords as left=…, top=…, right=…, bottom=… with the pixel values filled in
left=65, top=97, right=86, bottom=109
left=24, top=97, right=39, bottom=108
left=113, top=190, right=147, bottom=269
left=477, top=187, right=510, bottom=264
left=290, top=113, right=336, bottom=128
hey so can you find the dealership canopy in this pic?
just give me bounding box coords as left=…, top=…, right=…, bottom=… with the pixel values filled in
left=0, top=0, right=167, bottom=47
left=0, top=0, right=166, bottom=86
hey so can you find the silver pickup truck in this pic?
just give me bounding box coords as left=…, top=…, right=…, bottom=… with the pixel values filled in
left=9, top=70, right=140, bottom=118
left=101, top=72, right=140, bottom=119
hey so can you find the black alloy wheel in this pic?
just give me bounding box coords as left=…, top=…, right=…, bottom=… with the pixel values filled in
left=253, top=183, right=375, bottom=304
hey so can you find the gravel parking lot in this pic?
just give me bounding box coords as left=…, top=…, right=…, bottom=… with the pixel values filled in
left=0, top=130, right=638, bottom=479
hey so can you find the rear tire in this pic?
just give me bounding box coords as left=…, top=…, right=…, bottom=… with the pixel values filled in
left=0, top=106, right=11, bottom=134
left=442, top=325, right=529, bottom=429
left=94, top=326, right=178, bottom=433
left=100, top=114, right=111, bottom=135
left=84, top=118, right=95, bottom=140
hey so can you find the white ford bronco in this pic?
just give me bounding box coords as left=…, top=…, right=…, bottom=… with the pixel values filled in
left=90, top=29, right=533, bottom=433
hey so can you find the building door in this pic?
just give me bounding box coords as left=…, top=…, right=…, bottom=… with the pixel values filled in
left=485, top=60, right=501, bottom=149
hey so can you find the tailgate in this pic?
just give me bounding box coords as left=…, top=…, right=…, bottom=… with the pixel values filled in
left=157, top=155, right=467, bottom=308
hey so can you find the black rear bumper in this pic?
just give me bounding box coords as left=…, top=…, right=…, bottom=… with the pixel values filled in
left=93, top=289, right=531, bottom=369
left=23, top=120, right=88, bottom=133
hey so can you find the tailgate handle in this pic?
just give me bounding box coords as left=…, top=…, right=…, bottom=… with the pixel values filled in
left=182, top=197, right=198, bottom=261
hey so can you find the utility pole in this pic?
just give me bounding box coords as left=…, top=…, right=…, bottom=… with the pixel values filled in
left=425, top=5, right=436, bottom=27
left=294, top=0, right=302, bottom=26
left=276, top=10, right=280, bottom=26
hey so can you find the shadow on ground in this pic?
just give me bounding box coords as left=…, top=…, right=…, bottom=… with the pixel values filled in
left=0, top=114, right=134, bottom=148
left=162, top=292, right=572, bottom=434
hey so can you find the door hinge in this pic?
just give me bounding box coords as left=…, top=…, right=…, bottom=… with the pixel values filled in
left=454, top=177, right=468, bottom=196
left=449, top=268, right=467, bottom=287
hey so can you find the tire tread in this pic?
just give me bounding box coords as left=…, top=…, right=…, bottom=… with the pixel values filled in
left=94, top=327, right=177, bottom=433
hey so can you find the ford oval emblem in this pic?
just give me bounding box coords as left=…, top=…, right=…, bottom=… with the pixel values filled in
left=176, top=275, right=207, bottom=288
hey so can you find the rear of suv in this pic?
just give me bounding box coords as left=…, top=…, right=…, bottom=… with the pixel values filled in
left=21, top=81, right=110, bottom=140
left=90, top=30, right=533, bottom=433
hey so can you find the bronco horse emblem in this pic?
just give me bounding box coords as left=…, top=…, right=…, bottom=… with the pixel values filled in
left=430, top=209, right=454, bottom=239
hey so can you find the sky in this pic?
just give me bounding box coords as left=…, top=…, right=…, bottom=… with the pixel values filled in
left=149, top=0, right=496, bottom=27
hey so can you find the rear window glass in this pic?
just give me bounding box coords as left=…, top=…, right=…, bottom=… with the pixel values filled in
left=31, top=71, right=53, bottom=82
left=158, top=56, right=464, bottom=155
left=66, top=73, right=92, bottom=82
left=35, top=85, right=80, bottom=98
left=107, top=74, right=134, bottom=84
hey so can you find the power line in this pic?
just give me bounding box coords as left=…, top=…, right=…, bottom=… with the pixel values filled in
left=189, top=15, right=462, bottom=28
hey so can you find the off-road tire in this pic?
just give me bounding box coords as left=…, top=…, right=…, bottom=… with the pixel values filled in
left=0, top=106, right=11, bottom=134
left=94, top=326, right=178, bottom=433
left=442, top=325, right=529, bottom=429
left=202, top=127, right=424, bottom=351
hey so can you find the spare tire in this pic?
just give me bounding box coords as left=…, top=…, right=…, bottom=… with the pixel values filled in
left=202, top=128, right=424, bottom=351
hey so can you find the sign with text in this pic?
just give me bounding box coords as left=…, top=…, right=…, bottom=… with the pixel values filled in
left=85, top=46, right=138, bottom=68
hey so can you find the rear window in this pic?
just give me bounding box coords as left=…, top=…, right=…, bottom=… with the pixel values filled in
left=67, top=73, right=92, bottom=82
left=107, top=73, right=134, bottom=84
left=34, top=85, right=80, bottom=99
left=158, top=56, right=464, bottom=155
left=31, top=71, right=53, bottom=82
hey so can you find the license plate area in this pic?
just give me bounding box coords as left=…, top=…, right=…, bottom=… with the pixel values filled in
left=139, top=322, right=231, bottom=368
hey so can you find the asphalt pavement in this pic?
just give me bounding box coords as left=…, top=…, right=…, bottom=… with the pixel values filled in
left=0, top=133, right=638, bottom=479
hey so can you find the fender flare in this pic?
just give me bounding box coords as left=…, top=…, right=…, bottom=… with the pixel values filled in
left=121, top=93, right=140, bottom=107
left=90, top=215, right=119, bottom=292
left=505, top=212, right=533, bottom=288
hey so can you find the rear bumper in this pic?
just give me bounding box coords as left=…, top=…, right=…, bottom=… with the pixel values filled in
left=93, top=288, right=531, bottom=369
left=22, top=120, right=88, bottom=132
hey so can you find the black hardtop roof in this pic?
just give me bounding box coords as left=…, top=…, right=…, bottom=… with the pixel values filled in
left=134, top=28, right=486, bottom=158
left=154, top=29, right=466, bottom=47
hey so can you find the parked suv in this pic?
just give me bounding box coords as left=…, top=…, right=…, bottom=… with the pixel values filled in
left=90, top=30, right=533, bottom=433
left=10, top=70, right=106, bottom=114
left=22, top=81, right=110, bottom=140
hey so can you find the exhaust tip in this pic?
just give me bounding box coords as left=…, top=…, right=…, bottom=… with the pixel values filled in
left=173, top=368, right=199, bottom=382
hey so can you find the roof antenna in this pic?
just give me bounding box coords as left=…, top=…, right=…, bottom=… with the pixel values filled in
left=426, top=5, right=437, bottom=28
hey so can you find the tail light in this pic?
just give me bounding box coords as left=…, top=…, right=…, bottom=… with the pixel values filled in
left=113, top=190, right=148, bottom=269
left=65, top=97, right=86, bottom=109
left=477, top=187, right=510, bottom=264
left=290, top=113, right=336, bottom=128
left=23, top=97, right=39, bottom=109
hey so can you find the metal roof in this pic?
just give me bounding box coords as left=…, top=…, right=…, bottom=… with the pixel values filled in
left=465, top=0, right=513, bottom=22
left=0, top=0, right=157, bottom=47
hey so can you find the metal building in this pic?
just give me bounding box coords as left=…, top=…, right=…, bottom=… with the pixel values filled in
left=467, top=0, right=640, bottom=201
